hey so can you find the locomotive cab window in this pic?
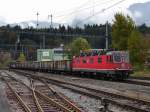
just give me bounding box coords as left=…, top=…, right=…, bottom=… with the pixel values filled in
left=98, top=57, right=102, bottom=63
left=113, top=52, right=121, bottom=63
left=107, top=55, right=113, bottom=63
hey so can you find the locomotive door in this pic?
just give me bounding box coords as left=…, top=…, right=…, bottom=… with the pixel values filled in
left=121, top=54, right=125, bottom=62
left=120, top=52, right=129, bottom=69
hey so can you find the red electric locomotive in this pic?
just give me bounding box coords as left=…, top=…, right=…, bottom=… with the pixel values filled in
left=72, top=49, right=133, bottom=79
left=9, top=49, right=133, bottom=80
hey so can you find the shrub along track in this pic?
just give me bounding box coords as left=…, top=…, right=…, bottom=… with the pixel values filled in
left=0, top=71, right=84, bottom=112
left=11, top=69, right=150, bottom=112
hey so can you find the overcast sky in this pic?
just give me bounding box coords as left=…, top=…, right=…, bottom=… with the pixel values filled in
left=0, top=0, right=150, bottom=25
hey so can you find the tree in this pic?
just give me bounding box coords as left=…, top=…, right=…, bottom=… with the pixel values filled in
left=141, top=37, right=150, bottom=66
left=0, top=52, right=11, bottom=68
left=67, top=37, right=91, bottom=57
left=138, top=23, right=148, bottom=34
left=111, top=13, right=135, bottom=50
left=18, top=52, right=26, bottom=63
left=128, top=30, right=144, bottom=65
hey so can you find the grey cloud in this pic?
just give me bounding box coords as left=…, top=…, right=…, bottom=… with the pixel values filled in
left=128, top=1, right=150, bottom=26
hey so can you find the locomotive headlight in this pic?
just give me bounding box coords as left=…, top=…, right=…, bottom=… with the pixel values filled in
left=121, top=63, right=125, bottom=68
left=116, top=68, right=119, bottom=70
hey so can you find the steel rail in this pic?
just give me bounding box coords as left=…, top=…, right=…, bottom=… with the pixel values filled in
left=125, top=79, right=150, bottom=86
left=41, top=79, right=57, bottom=94
left=5, top=72, right=74, bottom=112
left=30, top=79, right=44, bottom=112
left=2, top=77, right=32, bottom=112
left=49, top=80, right=149, bottom=112
left=29, top=72, right=150, bottom=105
left=42, top=75, right=150, bottom=105
left=130, top=76, right=150, bottom=80
left=13, top=70, right=150, bottom=112
left=42, top=79, right=83, bottom=112
left=35, top=90, right=72, bottom=112
left=32, top=89, right=44, bottom=112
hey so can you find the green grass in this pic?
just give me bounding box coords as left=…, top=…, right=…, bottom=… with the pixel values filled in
left=0, top=58, right=11, bottom=69
left=131, top=67, right=150, bottom=77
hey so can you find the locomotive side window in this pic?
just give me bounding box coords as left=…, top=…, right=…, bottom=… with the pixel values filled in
left=124, top=52, right=129, bottom=63
left=82, top=57, right=86, bottom=63
left=110, top=55, right=113, bottom=62
left=76, top=57, right=80, bottom=63
left=98, top=57, right=102, bottom=63
left=107, top=55, right=113, bottom=63
left=90, top=57, right=94, bottom=64
left=106, top=56, right=109, bottom=62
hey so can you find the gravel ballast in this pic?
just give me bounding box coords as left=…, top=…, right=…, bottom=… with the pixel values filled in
left=36, top=72, right=150, bottom=97
left=7, top=70, right=150, bottom=112
left=0, top=71, right=12, bottom=112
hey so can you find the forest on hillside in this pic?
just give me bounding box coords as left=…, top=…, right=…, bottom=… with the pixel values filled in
left=0, top=23, right=150, bottom=60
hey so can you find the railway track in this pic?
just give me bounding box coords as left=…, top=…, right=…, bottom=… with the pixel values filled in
left=125, top=79, right=150, bottom=86
left=9, top=68, right=150, bottom=87
left=12, top=69, right=150, bottom=112
left=20, top=69, right=150, bottom=87
left=0, top=71, right=84, bottom=112
left=130, top=76, right=150, bottom=80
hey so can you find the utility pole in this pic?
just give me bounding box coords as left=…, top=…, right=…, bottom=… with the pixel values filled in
left=15, top=35, right=20, bottom=52
left=92, top=0, right=95, bottom=16
left=50, top=14, right=53, bottom=28
left=48, top=14, right=53, bottom=29
left=22, top=45, right=24, bottom=53
left=43, top=35, right=45, bottom=49
left=105, top=21, right=108, bottom=50
left=36, top=12, right=39, bottom=29
left=15, top=34, right=20, bottom=60
left=25, top=47, right=28, bottom=60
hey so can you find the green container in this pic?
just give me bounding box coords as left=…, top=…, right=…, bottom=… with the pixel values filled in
left=37, top=49, right=69, bottom=61
left=37, top=49, right=53, bottom=61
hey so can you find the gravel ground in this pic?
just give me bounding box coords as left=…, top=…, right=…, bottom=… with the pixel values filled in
left=35, top=72, right=150, bottom=97
left=50, top=84, right=134, bottom=112
left=6, top=70, right=137, bottom=112
left=52, top=84, right=101, bottom=112
left=0, top=71, right=12, bottom=112
left=6, top=70, right=150, bottom=112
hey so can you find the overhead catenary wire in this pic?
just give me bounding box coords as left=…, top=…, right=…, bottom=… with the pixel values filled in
left=54, top=0, right=115, bottom=19
left=42, top=0, right=124, bottom=25
left=53, top=0, right=91, bottom=17
left=75, top=0, right=127, bottom=25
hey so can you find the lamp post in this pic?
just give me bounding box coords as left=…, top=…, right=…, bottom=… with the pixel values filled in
left=36, top=12, right=39, bottom=29
left=105, top=21, right=108, bottom=50
left=60, top=44, right=64, bottom=60
left=67, top=48, right=71, bottom=60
